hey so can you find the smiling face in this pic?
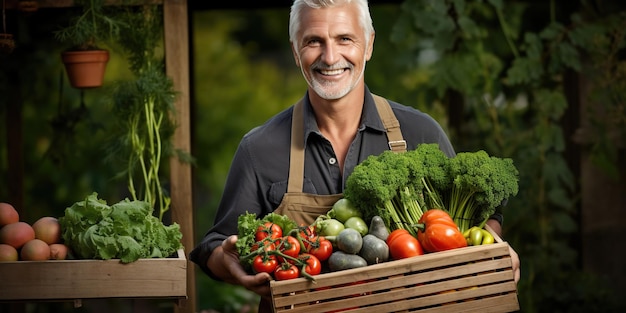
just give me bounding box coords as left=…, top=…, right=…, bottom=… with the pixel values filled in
left=291, top=3, right=374, bottom=100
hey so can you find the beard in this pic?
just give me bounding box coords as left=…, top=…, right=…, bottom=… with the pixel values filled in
left=299, top=56, right=367, bottom=100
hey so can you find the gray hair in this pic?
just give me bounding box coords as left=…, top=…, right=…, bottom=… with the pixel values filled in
left=289, top=0, right=374, bottom=46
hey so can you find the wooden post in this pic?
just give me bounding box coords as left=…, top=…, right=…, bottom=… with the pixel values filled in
left=163, top=1, right=196, bottom=313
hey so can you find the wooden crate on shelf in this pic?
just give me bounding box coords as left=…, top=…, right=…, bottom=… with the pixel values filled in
left=270, top=229, right=519, bottom=313
left=0, top=249, right=187, bottom=305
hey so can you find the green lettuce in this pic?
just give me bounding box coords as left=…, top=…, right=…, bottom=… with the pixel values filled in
left=59, top=192, right=183, bottom=263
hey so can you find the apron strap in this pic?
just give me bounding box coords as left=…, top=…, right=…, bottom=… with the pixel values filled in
left=287, top=98, right=305, bottom=193
left=287, top=94, right=405, bottom=193
left=372, top=94, right=407, bottom=153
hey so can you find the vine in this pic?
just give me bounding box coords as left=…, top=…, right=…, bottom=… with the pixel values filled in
left=106, top=5, right=178, bottom=221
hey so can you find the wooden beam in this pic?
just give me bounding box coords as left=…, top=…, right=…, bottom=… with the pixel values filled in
left=163, top=1, right=195, bottom=313
left=3, top=0, right=162, bottom=9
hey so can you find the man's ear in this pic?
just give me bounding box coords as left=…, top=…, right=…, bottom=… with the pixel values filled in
left=291, top=42, right=301, bottom=67
left=365, top=32, right=375, bottom=61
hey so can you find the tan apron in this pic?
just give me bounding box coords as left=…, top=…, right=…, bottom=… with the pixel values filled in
left=274, top=94, right=406, bottom=225
left=260, top=94, right=406, bottom=312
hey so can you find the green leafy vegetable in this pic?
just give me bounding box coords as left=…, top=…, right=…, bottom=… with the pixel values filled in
left=59, top=192, right=183, bottom=263
left=344, top=144, right=452, bottom=236
left=344, top=143, right=519, bottom=235
left=447, top=150, right=520, bottom=231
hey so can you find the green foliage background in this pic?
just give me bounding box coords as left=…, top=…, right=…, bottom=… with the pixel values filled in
left=1, top=1, right=625, bottom=312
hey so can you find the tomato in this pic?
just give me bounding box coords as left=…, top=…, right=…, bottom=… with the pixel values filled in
left=416, top=209, right=467, bottom=253
left=278, top=235, right=301, bottom=262
left=308, top=236, right=333, bottom=261
left=274, top=263, right=300, bottom=281
left=299, top=253, right=322, bottom=275
left=251, top=241, right=276, bottom=252
left=386, top=229, right=410, bottom=246
left=387, top=229, right=423, bottom=260
left=299, top=225, right=318, bottom=251
left=252, top=254, right=278, bottom=274
left=255, top=222, right=283, bottom=242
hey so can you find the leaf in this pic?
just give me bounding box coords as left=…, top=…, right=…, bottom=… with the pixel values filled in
left=556, top=42, right=581, bottom=71
left=458, top=16, right=483, bottom=39
left=412, top=0, right=456, bottom=36
left=539, top=22, right=566, bottom=41
left=534, top=89, right=567, bottom=120
left=568, top=18, right=605, bottom=49
left=506, top=57, right=544, bottom=85
left=430, top=53, right=481, bottom=96
left=487, top=0, right=503, bottom=10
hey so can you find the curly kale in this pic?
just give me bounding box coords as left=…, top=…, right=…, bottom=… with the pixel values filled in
left=448, top=150, right=519, bottom=232
left=344, top=144, right=450, bottom=236
left=344, top=143, right=519, bottom=235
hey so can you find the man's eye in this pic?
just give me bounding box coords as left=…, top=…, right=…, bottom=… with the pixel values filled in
left=307, top=39, right=321, bottom=46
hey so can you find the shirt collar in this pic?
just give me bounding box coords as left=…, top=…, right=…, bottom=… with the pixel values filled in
left=301, top=86, right=386, bottom=145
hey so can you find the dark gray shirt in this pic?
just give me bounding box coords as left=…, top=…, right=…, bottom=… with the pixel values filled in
left=190, top=87, right=457, bottom=277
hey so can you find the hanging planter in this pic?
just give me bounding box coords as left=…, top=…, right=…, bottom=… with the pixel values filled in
left=55, top=0, right=123, bottom=89
left=61, top=49, right=109, bottom=88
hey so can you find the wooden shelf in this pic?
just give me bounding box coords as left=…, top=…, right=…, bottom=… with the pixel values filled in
left=0, top=249, right=187, bottom=306
left=2, top=1, right=195, bottom=312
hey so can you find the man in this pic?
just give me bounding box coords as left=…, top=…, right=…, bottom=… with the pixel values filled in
left=190, top=0, right=520, bottom=311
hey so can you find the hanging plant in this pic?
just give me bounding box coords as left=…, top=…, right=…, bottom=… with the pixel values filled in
left=54, top=0, right=124, bottom=88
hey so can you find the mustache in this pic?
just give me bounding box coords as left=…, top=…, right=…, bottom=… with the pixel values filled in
left=310, top=60, right=353, bottom=71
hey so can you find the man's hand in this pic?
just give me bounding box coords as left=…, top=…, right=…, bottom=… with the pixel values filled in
left=220, top=235, right=273, bottom=298
left=508, top=246, right=521, bottom=283
left=485, top=219, right=521, bottom=284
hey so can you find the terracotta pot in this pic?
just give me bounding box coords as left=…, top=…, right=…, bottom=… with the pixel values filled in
left=61, top=49, right=110, bottom=88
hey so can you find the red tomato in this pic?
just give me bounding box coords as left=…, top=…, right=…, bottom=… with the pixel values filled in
left=386, top=228, right=410, bottom=245
left=308, top=237, right=333, bottom=261
left=274, top=263, right=300, bottom=281
left=255, top=222, right=283, bottom=242
left=416, top=209, right=467, bottom=253
left=387, top=229, right=424, bottom=260
left=251, top=241, right=276, bottom=252
left=299, top=225, right=318, bottom=250
left=299, top=253, right=322, bottom=276
left=278, top=236, right=301, bottom=262
left=252, top=255, right=278, bottom=274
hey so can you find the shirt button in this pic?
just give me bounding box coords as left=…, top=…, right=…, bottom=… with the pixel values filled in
left=329, top=157, right=337, bottom=165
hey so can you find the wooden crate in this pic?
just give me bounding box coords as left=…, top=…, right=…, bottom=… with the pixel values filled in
left=0, top=249, right=187, bottom=304
left=270, top=230, right=519, bottom=313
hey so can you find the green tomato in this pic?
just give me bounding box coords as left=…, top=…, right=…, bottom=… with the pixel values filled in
left=318, top=218, right=345, bottom=237
left=330, top=198, right=362, bottom=223
left=343, top=216, right=368, bottom=237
